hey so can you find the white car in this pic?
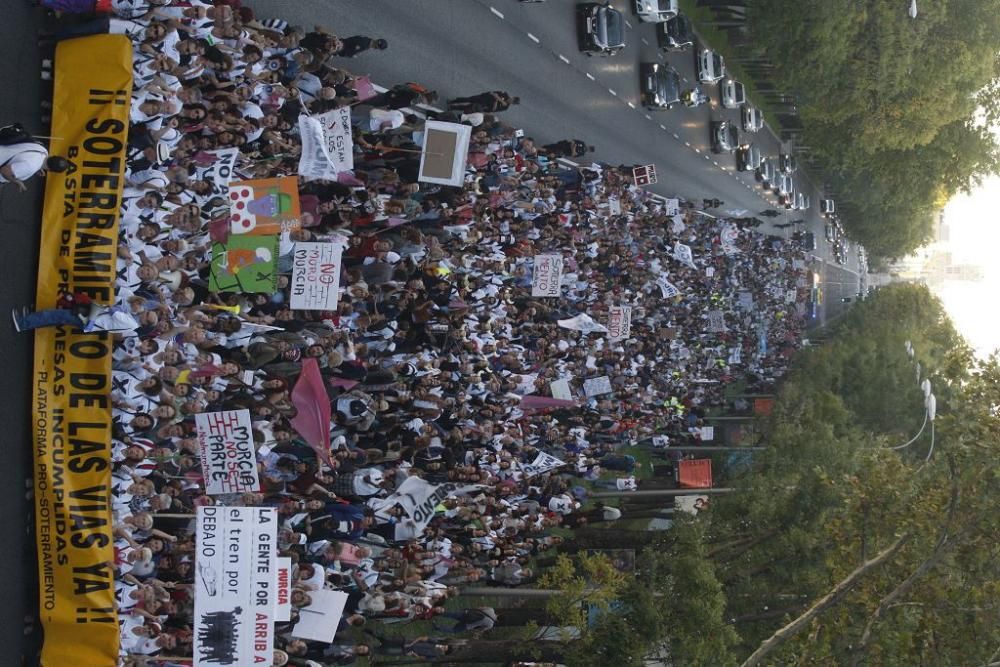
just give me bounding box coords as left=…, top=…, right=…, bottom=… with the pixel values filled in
left=697, top=49, right=725, bottom=84
left=634, top=0, right=678, bottom=23
left=720, top=79, right=745, bottom=109
left=742, top=104, right=763, bottom=132
left=820, top=199, right=836, bottom=216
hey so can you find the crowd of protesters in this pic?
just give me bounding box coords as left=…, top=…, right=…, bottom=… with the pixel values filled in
left=21, top=1, right=814, bottom=664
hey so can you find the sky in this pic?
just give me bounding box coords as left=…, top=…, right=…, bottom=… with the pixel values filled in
left=935, top=175, right=1000, bottom=357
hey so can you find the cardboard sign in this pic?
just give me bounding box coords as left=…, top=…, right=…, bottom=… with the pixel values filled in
left=584, top=376, right=613, bottom=397
left=678, top=459, right=713, bottom=489
left=194, top=147, right=240, bottom=196
left=291, top=590, right=349, bottom=643
left=195, top=507, right=277, bottom=667
left=664, top=198, right=680, bottom=216
left=633, top=164, right=657, bottom=186
left=275, top=557, right=292, bottom=623
left=290, top=242, right=344, bottom=311
left=521, top=451, right=567, bottom=478
left=195, top=410, right=260, bottom=495
left=698, top=426, right=715, bottom=441
left=607, top=306, right=632, bottom=341
left=418, top=120, right=473, bottom=186
left=227, top=176, right=301, bottom=236
left=550, top=378, right=573, bottom=401
left=532, top=254, right=564, bottom=297
left=209, top=234, right=279, bottom=294
left=320, top=108, right=355, bottom=173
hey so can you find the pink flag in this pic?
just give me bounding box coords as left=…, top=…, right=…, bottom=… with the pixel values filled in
left=291, top=358, right=334, bottom=467
left=353, top=75, right=378, bottom=102
left=519, top=395, right=579, bottom=411
left=326, top=377, right=359, bottom=390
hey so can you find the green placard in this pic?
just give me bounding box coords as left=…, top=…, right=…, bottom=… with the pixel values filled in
left=209, top=234, right=279, bottom=293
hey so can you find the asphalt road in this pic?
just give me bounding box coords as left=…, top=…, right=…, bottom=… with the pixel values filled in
left=255, top=0, right=859, bottom=314
left=1, top=4, right=48, bottom=665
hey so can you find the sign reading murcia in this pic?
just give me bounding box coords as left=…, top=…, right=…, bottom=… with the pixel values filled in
left=290, top=242, right=344, bottom=311
left=195, top=410, right=260, bottom=495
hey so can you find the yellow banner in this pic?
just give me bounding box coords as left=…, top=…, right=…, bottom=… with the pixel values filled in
left=33, top=35, right=132, bottom=667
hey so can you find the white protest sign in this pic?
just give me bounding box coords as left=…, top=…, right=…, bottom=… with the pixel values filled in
left=195, top=148, right=240, bottom=196
left=721, top=223, right=740, bottom=255
left=419, top=120, right=472, bottom=186
left=291, top=590, right=349, bottom=643
left=707, top=310, right=727, bottom=333
left=532, top=254, right=564, bottom=297
left=558, top=313, right=608, bottom=334
left=290, top=242, right=344, bottom=311
left=584, top=376, right=613, bottom=397
left=656, top=275, right=680, bottom=299
left=195, top=410, right=259, bottom=495
left=297, top=114, right=335, bottom=181
left=195, top=507, right=277, bottom=667
left=785, top=288, right=798, bottom=304
left=664, top=198, right=680, bottom=216
left=369, top=477, right=458, bottom=540
left=550, top=378, right=573, bottom=401
left=319, top=108, right=355, bottom=173
left=699, top=426, right=715, bottom=441
left=671, top=214, right=686, bottom=234
left=675, top=495, right=709, bottom=515
left=607, top=306, right=632, bottom=342
left=608, top=198, right=622, bottom=215
left=673, top=242, right=696, bottom=268
left=521, top=451, right=567, bottom=478
left=705, top=266, right=716, bottom=278
left=275, top=557, right=292, bottom=622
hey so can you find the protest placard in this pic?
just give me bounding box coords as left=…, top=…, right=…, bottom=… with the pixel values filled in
left=369, top=477, right=459, bottom=541
left=227, top=176, right=301, bottom=236
left=532, top=254, right=564, bottom=297
left=664, top=198, right=680, bottom=216
left=194, top=148, right=239, bottom=195
left=209, top=234, right=279, bottom=294
left=607, top=306, right=632, bottom=341
left=320, top=108, right=354, bottom=173
left=656, top=275, right=681, bottom=299
left=290, top=242, right=344, bottom=311
left=673, top=241, right=696, bottom=268
left=633, top=164, right=657, bottom=186
left=721, top=223, right=740, bottom=255
left=550, top=378, right=573, bottom=401
left=195, top=507, right=276, bottom=666
left=584, top=376, right=613, bottom=397
left=520, top=451, right=567, bottom=478
left=196, top=410, right=259, bottom=495
left=699, top=426, right=715, bottom=441
left=419, top=120, right=472, bottom=186
left=291, top=590, right=349, bottom=643
left=707, top=310, right=727, bottom=332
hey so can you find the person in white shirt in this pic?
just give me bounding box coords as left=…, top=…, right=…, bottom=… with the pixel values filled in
left=0, top=141, right=68, bottom=191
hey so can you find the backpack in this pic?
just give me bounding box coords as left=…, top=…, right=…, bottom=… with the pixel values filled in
left=0, top=123, right=37, bottom=147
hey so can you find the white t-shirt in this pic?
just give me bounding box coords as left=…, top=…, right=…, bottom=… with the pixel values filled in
left=0, top=143, right=47, bottom=182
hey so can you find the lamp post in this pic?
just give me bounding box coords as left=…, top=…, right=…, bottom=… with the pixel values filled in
left=891, top=342, right=936, bottom=461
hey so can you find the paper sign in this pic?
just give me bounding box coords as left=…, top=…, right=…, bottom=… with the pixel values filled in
left=320, top=108, right=355, bottom=173
left=419, top=120, right=472, bottom=186
left=664, top=198, right=680, bottom=216
left=707, top=310, right=727, bottom=333
left=656, top=275, right=680, bottom=299
left=607, top=306, right=632, bottom=342
left=698, top=426, right=715, bottom=441
left=194, top=147, right=240, bottom=196
left=633, top=164, right=657, bottom=186
left=290, top=242, right=344, bottom=311
left=275, top=557, right=292, bottom=622
left=291, top=590, right=349, bottom=643
left=195, top=410, right=260, bottom=495
left=532, top=254, right=564, bottom=297
left=673, top=242, right=696, bottom=268
left=195, top=507, right=277, bottom=666
left=550, top=378, right=573, bottom=401
left=521, top=451, right=567, bottom=478
left=584, top=376, right=613, bottom=397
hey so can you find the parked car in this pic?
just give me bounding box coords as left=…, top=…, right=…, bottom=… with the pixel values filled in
left=710, top=120, right=739, bottom=154
left=825, top=222, right=836, bottom=242
left=779, top=183, right=796, bottom=208
left=741, top=104, right=763, bottom=132
left=640, top=62, right=681, bottom=110
left=656, top=14, right=693, bottom=51
left=778, top=153, right=798, bottom=174
left=773, top=173, right=793, bottom=197
left=577, top=3, right=626, bottom=55
left=736, top=143, right=762, bottom=171
left=634, top=0, right=678, bottom=23
left=795, top=193, right=810, bottom=210
left=755, top=158, right=776, bottom=187
left=820, top=199, right=836, bottom=216
left=697, top=49, right=726, bottom=84
left=719, top=79, right=746, bottom=109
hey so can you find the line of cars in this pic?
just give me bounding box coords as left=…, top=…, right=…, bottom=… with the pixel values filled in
left=578, top=1, right=688, bottom=56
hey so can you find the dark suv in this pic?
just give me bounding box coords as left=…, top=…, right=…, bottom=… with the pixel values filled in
left=578, top=3, right=626, bottom=55
left=656, top=14, right=693, bottom=52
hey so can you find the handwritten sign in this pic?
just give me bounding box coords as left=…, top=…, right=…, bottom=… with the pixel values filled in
left=521, top=452, right=567, bottom=478
left=584, top=376, right=613, bottom=397
left=607, top=306, right=632, bottom=342
left=290, top=242, right=344, bottom=311
left=195, top=410, right=259, bottom=495
left=532, top=254, right=564, bottom=297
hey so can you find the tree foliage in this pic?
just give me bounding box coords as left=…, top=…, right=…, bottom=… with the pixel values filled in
left=748, top=0, right=1000, bottom=258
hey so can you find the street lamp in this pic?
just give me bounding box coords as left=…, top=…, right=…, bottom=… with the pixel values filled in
left=908, top=0, right=918, bottom=18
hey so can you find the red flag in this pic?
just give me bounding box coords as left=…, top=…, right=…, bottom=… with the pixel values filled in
left=519, top=395, right=579, bottom=412
left=291, top=358, right=334, bottom=467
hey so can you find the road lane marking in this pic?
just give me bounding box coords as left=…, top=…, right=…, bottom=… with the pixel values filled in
left=625, top=20, right=633, bottom=29
left=644, top=114, right=652, bottom=120
left=641, top=38, right=649, bottom=45
left=527, top=32, right=540, bottom=44
left=672, top=133, right=679, bottom=139
left=490, top=6, right=504, bottom=19
left=586, top=72, right=595, bottom=80
left=558, top=54, right=570, bottom=64
left=659, top=124, right=667, bottom=130
left=627, top=101, right=636, bottom=109
left=685, top=141, right=691, bottom=147
left=609, top=89, right=617, bottom=96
